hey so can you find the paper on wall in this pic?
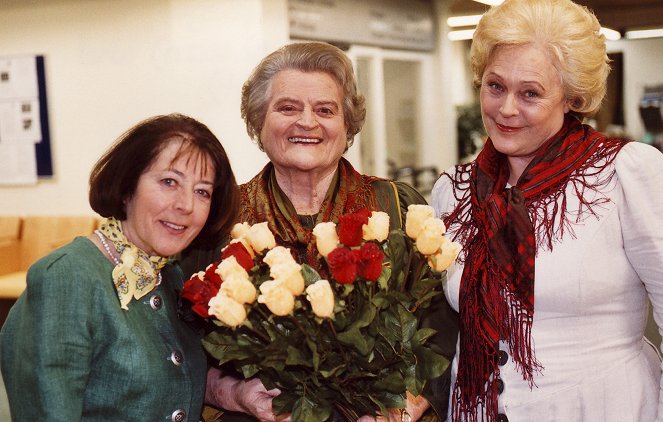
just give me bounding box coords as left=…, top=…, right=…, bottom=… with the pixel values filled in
left=0, top=56, right=40, bottom=185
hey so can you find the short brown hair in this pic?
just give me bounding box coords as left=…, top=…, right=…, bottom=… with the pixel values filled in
left=241, top=41, right=366, bottom=150
left=89, top=113, right=239, bottom=249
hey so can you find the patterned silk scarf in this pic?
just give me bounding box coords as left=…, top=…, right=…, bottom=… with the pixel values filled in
left=98, top=217, right=169, bottom=310
left=239, top=158, right=380, bottom=271
left=444, top=115, right=628, bottom=421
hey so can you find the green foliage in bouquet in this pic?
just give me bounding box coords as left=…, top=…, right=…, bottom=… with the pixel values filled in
left=182, top=206, right=461, bottom=421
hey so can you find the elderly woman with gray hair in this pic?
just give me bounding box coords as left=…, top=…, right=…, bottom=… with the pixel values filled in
left=182, top=42, right=458, bottom=422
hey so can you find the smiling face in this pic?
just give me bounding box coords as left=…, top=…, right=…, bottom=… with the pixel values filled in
left=260, top=69, right=348, bottom=178
left=480, top=44, right=570, bottom=180
left=122, top=138, right=215, bottom=257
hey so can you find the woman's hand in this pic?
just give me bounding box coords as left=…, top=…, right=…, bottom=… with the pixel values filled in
left=205, top=367, right=291, bottom=421
left=234, top=377, right=291, bottom=421
left=356, top=392, right=429, bottom=422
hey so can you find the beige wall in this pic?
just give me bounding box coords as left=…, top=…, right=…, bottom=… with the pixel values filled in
left=1, top=0, right=660, bottom=216
left=0, top=0, right=287, bottom=215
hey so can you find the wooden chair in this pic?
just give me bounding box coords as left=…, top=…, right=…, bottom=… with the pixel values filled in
left=0, top=216, right=22, bottom=276
left=18, top=215, right=98, bottom=271
left=0, top=216, right=21, bottom=243
left=0, top=215, right=98, bottom=300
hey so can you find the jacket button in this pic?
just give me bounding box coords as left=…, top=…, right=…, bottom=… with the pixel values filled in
left=170, top=350, right=183, bottom=366
left=149, top=294, right=162, bottom=310
left=171, top=409, right=186, bottom=422
left=496, top=378, right=504, bottom=394
left=497, top=349, right=508, bottom=366
left=498, top=413, right=509, bottom=422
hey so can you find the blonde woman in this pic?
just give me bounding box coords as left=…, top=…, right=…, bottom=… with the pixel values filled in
left=432, top=0, right=663, bottom=421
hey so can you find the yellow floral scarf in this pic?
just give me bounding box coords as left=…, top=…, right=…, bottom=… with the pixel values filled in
left=97, top=217, right=169, bottom=310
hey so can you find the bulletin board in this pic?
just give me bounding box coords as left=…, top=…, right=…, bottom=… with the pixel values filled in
left=0, top=55, right=52, bottom=185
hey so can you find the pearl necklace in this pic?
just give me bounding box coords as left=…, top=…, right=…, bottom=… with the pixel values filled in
left=94, top=230, right=163, bottom=285
left=95, top=230, right=120, bottom=265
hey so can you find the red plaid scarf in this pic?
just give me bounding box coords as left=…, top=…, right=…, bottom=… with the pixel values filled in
left=443, top=115, right=628, bottom=421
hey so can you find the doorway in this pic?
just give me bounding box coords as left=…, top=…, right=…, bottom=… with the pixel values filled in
left=346, top=46, right=439, bottom=198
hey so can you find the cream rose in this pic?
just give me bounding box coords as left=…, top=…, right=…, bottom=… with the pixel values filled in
left=230, top=222, right=251, bottom=240
left=312, top=222, right=339, bottom=257
left=405, top=204, right=435, bottom=239
left=258, top=279, right=295, bottom=316
left=220, top=274, right=257, bottom=304
left=427, top=238, right=462, bottom=272
left=415, top=218, right=446, bottom=256
left=208, top=293, right=247, bottom=327
left=305, top=279, right=335, bottom=318
left=362, top=211, right=390, bottom=242
left=270, top=261, right=305, bottom=296
left=215, top=256, right=249, bottom=281
left=263, top=246, right=295, bottom=268
left=247, top=222, right=276, bottom=253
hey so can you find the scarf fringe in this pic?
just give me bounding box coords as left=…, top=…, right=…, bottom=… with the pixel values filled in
left=444, top=117, right=628, bottom=421
left=445, top=137, right=625, bottom=259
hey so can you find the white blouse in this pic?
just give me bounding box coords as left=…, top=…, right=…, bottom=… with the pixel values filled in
left=432, top=141, right=663, bottom=422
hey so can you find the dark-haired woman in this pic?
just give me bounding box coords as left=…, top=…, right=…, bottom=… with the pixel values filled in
left=0, top=113, right=239, bottom=421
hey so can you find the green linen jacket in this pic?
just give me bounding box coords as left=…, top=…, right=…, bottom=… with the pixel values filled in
left=0, top=237, right=207, bottom=422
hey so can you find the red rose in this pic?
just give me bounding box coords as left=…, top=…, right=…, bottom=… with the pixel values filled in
left=338, top=208, right=371, bottom=247
left=221, top=242, right=254, bottom=271
left=182, top=273, right=220, bottom=318
left=356, top=242, right=384, bottom=281
left=203, top=262, right=223, bottom=289
left=327, top=247, right=358, bottom=284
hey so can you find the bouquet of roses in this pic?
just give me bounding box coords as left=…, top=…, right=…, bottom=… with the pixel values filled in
left=182, top=204, right=461, bottom=421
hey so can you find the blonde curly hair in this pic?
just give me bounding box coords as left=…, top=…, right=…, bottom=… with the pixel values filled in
left=471, top=0, right=610, bottom=118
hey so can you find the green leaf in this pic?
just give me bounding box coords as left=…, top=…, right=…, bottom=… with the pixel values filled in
left=305, top=338, right=320, bottom=371
left=372, top=370, right=405, bottom=394
left=411, top=276, right=441, bottom=299
left=386, top=230, right=409, bottom=287
left=377, top=265, right=391, bottom=290
left=272, top=390, right=298, bottom=416
left=286, top=345, right=313, bottom=367
left=369, top=391, right=404, bottom=412
left=336, top=303, right=377, bottom=355
left=319, top=363, right=346, bottom=378
left=413, top=346, right=449, bottom=393
left=398, top=305, right=418, bottom=344
left=300, top=263, right=322, bottom=285
left=260, top=369, right=301, bottom=391
left=379, top=304, right=417, bottom=350
left=380, top=308, right=402, bottom=348
left=240, top=364, right=260, bottom=379
left=337, top=325, right=375, bottom=355
left=371, top=291, right=394, bottom=310
left=403, top=357, right=420, bottom=394
left=291, top=396, right=332, bottom=422
left=411, top=327, right=438, bottom=346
